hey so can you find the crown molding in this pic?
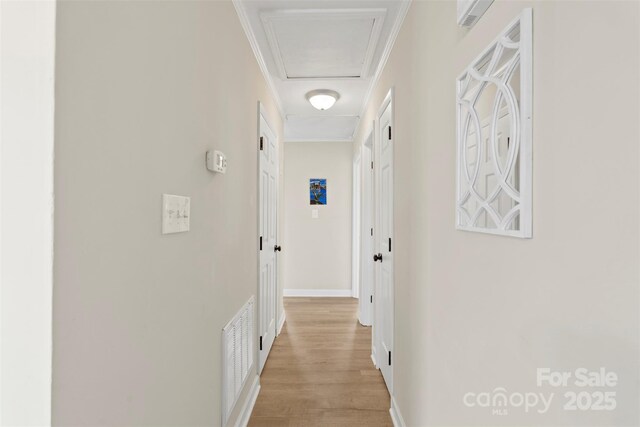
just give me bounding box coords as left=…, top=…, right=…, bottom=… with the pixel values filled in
left=232, top=0, right=285, bottom=120
left=357, top=0, right=412, bottom=123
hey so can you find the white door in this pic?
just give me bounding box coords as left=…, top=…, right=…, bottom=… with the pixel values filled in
left=352, top=152, right=361, bottom=299
left=375, top=92, right=394, bottom=392
left=258, top=112, right=278, bottom=373
left=359, top=132, right=374, bottom=327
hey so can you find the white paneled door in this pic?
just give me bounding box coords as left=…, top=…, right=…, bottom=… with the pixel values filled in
left=359, top=132, right=374, bottom=327
left=258, top=109, right=278, bottom=373
left=352, top=152, right=361, bottom=299
left=375, top=91, right=394, bottom=393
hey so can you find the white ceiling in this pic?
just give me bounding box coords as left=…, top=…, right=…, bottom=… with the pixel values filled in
left=234, top=0, right=410, bottom=142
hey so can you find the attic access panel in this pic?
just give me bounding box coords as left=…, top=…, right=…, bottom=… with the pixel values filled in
left=261, top=9, right=386, bottom=79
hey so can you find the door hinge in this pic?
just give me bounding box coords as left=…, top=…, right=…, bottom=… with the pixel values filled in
left=388, top=351, right=392, bottom=366
left=370, top=295, right=373, bottom=303
left=259, top=336, right=263, bottom=351
left=389, top=237, right=392, bottom=252
left=371, top=161, right=374, bottom=169
left=259, top=136, right=264, bottom=151
left=388, top=126, right=392, bottom=140
left=259, top=236, right=263, bottom=251
left=371, top=228, right=373, bottom=236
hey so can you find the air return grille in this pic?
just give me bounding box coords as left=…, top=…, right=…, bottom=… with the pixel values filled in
left=221, top=296, right=254, bottom=426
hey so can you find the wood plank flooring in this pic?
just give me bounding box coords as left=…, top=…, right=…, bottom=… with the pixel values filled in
left=248, top=297, right=392, bottom=427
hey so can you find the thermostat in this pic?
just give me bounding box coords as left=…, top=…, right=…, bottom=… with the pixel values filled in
left=206, top=150, right=227, bottom=174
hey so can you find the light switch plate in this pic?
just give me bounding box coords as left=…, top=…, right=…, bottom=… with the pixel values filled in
left=162, top=194, right=190, bottom=234
left=311, top=209, right=319, bottom=219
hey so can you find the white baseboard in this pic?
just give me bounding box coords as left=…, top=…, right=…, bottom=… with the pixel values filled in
left=283, top=289, right=352, bottom=297
left=277, top=311, right=286, bottom=335
left=390, top=396, right=406, bottom=427
left=234, top=375, right=260, bottom=427
left=371, top=352, right=377, bottom=368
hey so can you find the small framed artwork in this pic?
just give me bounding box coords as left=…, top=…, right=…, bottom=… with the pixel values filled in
left=309, top=178, right=327, bottom=205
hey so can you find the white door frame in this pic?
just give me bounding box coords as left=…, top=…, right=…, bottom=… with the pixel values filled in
left=359, top=127, right=374, bottom=327
left=373, top=88, right=394, bottom=393
left=0, top=2, right=55, bottom=423
left=257, top=102, right=279, bottom=374
left=352, top=150, right=361, bottom=299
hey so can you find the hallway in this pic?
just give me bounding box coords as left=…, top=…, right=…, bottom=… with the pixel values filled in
left=249, top=298, right=392, bottom=427
left=4, top=1, right=640, bottom=426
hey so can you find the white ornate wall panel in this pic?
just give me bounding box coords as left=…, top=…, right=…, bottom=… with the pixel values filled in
left=456, top=9, right=532, bottom=238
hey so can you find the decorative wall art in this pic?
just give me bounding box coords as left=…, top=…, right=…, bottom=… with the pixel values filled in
left=456, top=9, right=532, bottom=238
left=309, top=178, right=327, bottom=205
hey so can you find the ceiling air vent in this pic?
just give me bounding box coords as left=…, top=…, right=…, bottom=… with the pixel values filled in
left=457, top=0, right=494, bottom=28
left=461, top=13, right=478, bottom=27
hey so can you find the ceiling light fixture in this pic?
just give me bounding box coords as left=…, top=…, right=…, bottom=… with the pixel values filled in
left=306, top=89, right=340, bottom=111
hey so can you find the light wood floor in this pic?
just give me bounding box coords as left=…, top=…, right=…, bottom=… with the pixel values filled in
left=248, top=297, right=392, bottom=427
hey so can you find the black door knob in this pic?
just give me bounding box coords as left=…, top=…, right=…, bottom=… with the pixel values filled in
left=274, top=245, right=282, bottom=252
left=373, top=253, right=382, bottom=262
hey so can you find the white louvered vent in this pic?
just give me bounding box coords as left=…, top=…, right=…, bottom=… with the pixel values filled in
left=221, top=296, right=254, bottom=426
left=457, top=0, right=494, bottom=28
left=462, top=13, right=478, bottom=27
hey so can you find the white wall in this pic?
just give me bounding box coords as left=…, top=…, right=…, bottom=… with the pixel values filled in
left=52, top=1, right=282, bottom=425
left=355, top=1, right=639, bottom=425
left=283, top=141, right=352, bottom=295
left=0, top=1, right=55, bottom=425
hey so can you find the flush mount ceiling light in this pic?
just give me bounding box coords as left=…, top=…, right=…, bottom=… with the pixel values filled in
left=306, top=89, right=340, bottom=111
